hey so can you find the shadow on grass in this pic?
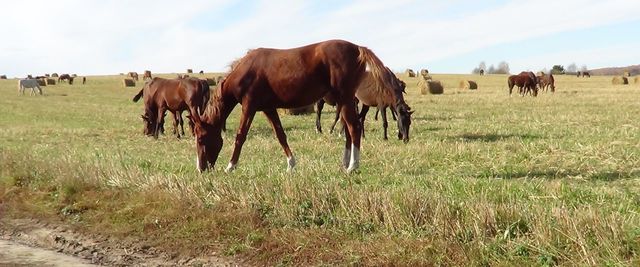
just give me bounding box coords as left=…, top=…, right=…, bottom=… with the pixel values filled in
left=455, top=133, right=540, bottom=142
left=477, top=169, right=640, bottom=181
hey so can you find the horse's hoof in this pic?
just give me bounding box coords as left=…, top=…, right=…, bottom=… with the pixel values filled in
left=225, top=163, right=236, bottom=173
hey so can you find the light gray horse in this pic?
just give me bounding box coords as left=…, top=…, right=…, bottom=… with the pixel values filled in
left=18, top=79, right=43, bottom=95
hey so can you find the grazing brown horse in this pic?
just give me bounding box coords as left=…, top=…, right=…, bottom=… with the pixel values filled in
left=189, top=39, right=411, bottom=173
left=537, top=73, right=555, bottom=93
left=82, top=77, right=87, bottom=85
left=143, top=70, right=152, bottom=80
left=58, top=74, right=74, bottom=85
left=356, top=73, right=410, bottom=140
left=128, top=72, right=139, bottom=81
left=508, top=74, right=536, bottom=96
left=132, top=77, right=210, bottom=138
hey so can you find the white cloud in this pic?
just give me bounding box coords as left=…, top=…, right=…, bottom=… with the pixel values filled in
left=0, top=0, right=639, bottom=77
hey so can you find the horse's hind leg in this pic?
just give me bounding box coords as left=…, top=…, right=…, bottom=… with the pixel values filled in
left=226, top=105, right=257, bottom=173
left=154, top=107, right=166, bottom=139
left=329, top=103, right=341, bottom=134
left=358, top=104, right=370, bottom=139
left=170, top=111, right=179, bottom=138
left=315, top=99, right=324, bottom=133
left=178, top=111, right=185, bottom=137
left=380, top=106, right=388, bottom=140
left=264, top=109, right=295, bottom=171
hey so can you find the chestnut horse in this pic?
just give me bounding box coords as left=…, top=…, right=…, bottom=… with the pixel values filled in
left=132, top=77, right=210, bottom=138
left=508, top=73, right=536, bottom=96
left=190, top=39, right=411, bottom=173
left=537, top=73, right=555, bottom=93
left=58, top=74, right=74, bottom=85
left=315, top=72, right=410, bottom=141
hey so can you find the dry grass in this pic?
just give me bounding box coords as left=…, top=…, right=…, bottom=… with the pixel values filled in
left=1, top=73, right=640, bottom=266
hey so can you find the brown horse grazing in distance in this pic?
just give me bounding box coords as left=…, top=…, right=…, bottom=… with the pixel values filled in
left=537, top=73, right=555, bottom=93
left=58, top=74, right=74, bottom=85
left=82, top=77, right=87, bottom=85
left=143, top=70, right=152, bottom=80
left=132, top=77, right=210, bottom=138
left=189, top=39, right=412, bottom=173
left=356, top=73, right=410, bottom=141
left=508, top=74, right=536, bottom=96
left=128, top=72, right=139, bottom=81
left=519, top=71, right=538, bottom=95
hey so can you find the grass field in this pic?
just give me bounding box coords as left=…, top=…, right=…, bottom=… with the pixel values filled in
left=1, top=73, right=640, bottom=266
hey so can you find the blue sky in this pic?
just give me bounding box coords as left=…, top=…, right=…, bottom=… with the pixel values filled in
left=1, top=0, right=639, bottom=77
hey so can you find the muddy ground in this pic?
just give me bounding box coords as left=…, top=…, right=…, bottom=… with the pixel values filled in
left=0, top=218, right=244, bottom=266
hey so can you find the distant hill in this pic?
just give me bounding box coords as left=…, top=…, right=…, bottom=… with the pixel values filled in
left=588, top=64, right=640, bottom=76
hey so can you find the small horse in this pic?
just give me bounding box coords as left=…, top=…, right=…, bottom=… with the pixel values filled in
left=58, top=74, right=74, bottom=84
left=128, top=72, right=139, bottom=81
left=316, top=72, right=409, bottom=141
left=18, top=79, right=43, bottom=95
left=582, top=71, right=591, bottom=78
left=537, top=73, right=555, bottom=93
left=132, top=77, right=210, bottom=138
left=356, top=73, right=409, bottom=141
left=82, top=77, right=87, bottom=85
left=189, top=39, right=411, bottom=173
left=143, top=70, right=152, bottom=80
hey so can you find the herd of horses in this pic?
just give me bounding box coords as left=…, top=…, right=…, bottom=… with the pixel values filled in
left=13, top=39, right=570, bottom=173
left=507, top=71, right=556, bottom=97
left=16, top=73, right=86, bottom=95
left=131, top=40, right=412, bottom=173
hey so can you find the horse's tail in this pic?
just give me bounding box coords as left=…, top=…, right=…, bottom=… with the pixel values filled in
left=357, top=46, right=395, bottom=94
left=132, top=88, right=144, bottom=102
left=199, top=79, right=211, bottom=115
left=508, top=76, right=514, bottom=89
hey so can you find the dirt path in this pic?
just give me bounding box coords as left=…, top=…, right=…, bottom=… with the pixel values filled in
left=0, top=218, right=244, bottom=266
left=0, top=239, right=97, bottom=266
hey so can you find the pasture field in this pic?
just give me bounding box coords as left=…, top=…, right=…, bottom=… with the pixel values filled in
left=1, top=73, right=640, bottom=266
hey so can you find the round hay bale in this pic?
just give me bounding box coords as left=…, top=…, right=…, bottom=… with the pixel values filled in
left=36, top=79, right=46, bottom=86
left=0, top=75, right=7, bottom=79
left=205, top=78, right=217, bottom=86
left=71, top=74, right=78, bottom=77
left=420, top=69, right=429, bottom=77
left=123, top=78, right=136, bottom=87
left=405, top=69, right=416, bottom=77
left=459, top=80, right=478, bottom=90
left=623, top=71, right=630, bottom=77
left=280, top=105, right=314, bottom=115
left=51, top=73, right=59, bottom=77
left=45, top=78, right=56, bottom=85
left=44, top=74, right=50, bottom=77
left=418, top=78, right=443, bottom=95
left=186, top=69, right=193, bottom=74
left=612, top=76, right=629, bottom=85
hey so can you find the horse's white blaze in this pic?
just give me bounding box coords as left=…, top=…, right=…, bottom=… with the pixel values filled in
left=287, top=156, right=296, bottom=171
left=347, top=144, right=360, bottom=173
left=225, top=162, right=236, bottom=173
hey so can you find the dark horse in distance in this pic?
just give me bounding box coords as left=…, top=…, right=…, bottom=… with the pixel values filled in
left=189, top=39, right=412, bottom=173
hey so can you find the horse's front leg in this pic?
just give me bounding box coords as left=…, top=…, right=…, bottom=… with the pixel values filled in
left=358, top=105, right=370, bottom=139
left=380, top=106, right=389, bottom=140
left=264, top=109, right=295, bottom=171
left=226, top=106, right=257, bottom=173
left=329, top=103, right=342, bottom=134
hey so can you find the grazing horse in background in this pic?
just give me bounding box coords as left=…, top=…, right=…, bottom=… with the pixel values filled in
left=132, top=77, right=210, bottom=138
left=315, top=73, right=407, bottom=140
left=508, top=74, right=536, bottom=96
left=143, top=70, right=152, bottom=80
left=82, top=77, right=87, bottom=85
left=537, top=73, right=555, bottom=93
left=18, top=79, right=43, bottom=95
left=356, top=73, right=410, bottom=141
left=58, top=74, right=74, bottom=85
left=519, top=71, right=537, bottom=95
left=128, top=72, right=139, bottom=81
left=582, top=71, right=590, bottom=78
left=189, top=39, right=412, bottom=173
